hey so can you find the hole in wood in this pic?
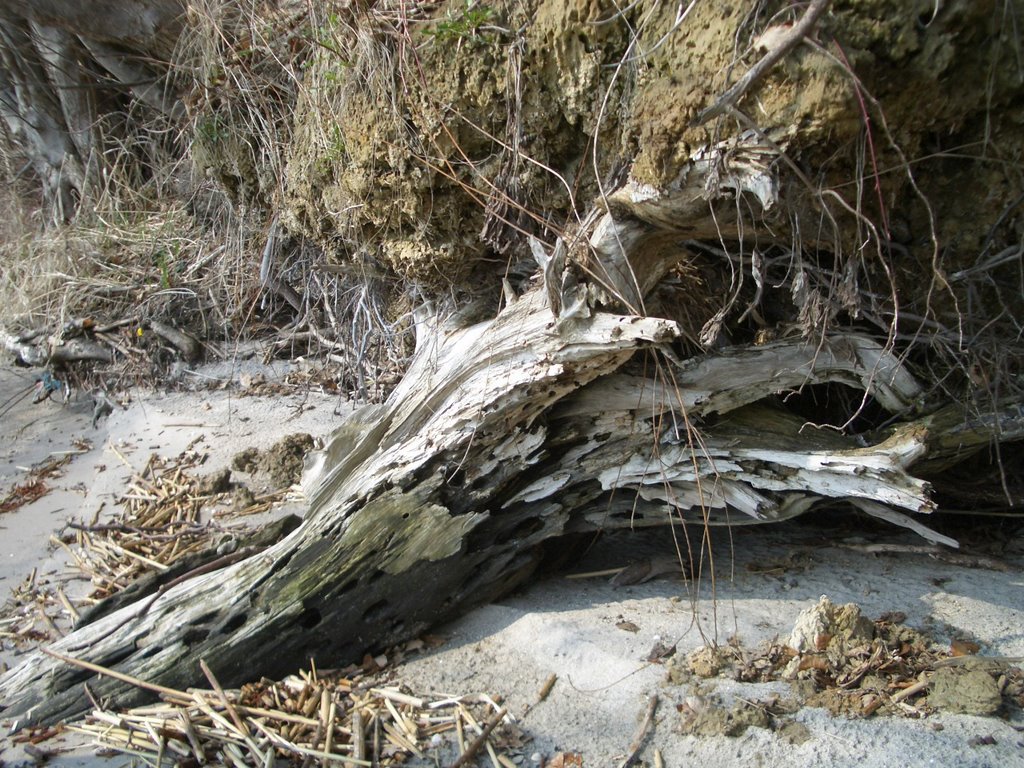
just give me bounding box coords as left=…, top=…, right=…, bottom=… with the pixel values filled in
left=362, top=599, right=391, bottom=623
left=218, top=611, right=249, bottom=634
left=134, top=645, right=161, bottom=660
left=332, top=579, right=357, bottom=599
left=777, top=382, right=886, bottom=434
left=299, top=608, right=322, bottom=628
left=183, top=626, right=210, bottom=645
left=271, top=548, right=295, bottom=571
left=101, top=646, right=135, bottom=668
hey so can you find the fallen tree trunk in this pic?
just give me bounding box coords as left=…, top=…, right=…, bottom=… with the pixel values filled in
left=3, top=139, right=1022, bottom=727
left=2, top=278, right=1016, bottom=726
left=1, top=327, right=114, bottom=366
left=0, top=286, right=679, bottom=725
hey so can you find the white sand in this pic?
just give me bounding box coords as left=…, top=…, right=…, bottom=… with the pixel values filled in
left=1, top=365, right=1022, bottom=768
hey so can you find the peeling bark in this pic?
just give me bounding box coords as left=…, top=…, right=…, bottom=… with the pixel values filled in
left=0, top=290, right=678, bottom=726
left=3, top=257, right=1018, bottom=725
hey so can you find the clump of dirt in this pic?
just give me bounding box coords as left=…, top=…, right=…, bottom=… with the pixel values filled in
left=196, top=467, right=232, bottom=496
left=776, top=719, right=813, bottom=746
left=680, top=698, right=770, bottom=737
left=783, top=598, right=938, bottom=716
left=232, top=448, right=259, bottom=473
left=928, top=665, right=1003, bottom=716
left=804, top=685, right=875, bottom=718
left=667, top=595, right=1023, bottom=721
left=669, top=638, right=796, bottom=684
left=228, top=485, right=258, bottom=514
left=785, top=595, right=876, bottom=662
left=231, top=433, right=315, bottom=490
left=279, top=0, right=1024, bottom=404
left=686, top=645, right=735, bottom=678
left=679, top=692, right=801, bottom=739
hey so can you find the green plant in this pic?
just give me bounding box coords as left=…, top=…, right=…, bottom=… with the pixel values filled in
left=426, top=1, right=494, bottom=46
left=329, top=123, right=346, bottom=153
left=152, top=242, right=181, bottom=289
left=196, top=114, right=227, bottom=145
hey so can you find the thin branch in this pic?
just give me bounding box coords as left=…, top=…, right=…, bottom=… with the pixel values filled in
left=692, top=0, right=831, bottom=126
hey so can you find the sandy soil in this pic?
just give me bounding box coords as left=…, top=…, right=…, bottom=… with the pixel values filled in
left=1, top=364, right=1022, bottom=768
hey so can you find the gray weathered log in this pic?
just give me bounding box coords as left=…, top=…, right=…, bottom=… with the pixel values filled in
left=0, top=289, right=679, bottom=726
left=4, top=265, right=1012, bottom=726
left=0, top=0, right=184, bottom=217
left=3, top=136, right=1019, bottom=730
left=148, top=320, right=202, bottom=363
left=1, top=327, right=114, bottom=365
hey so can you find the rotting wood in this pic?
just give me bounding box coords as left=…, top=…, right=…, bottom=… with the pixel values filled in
left=0, top=288, right=680, bottom=726
left=148, top=320, right=203, bottom=363
left=2, top=267, right=1015, bottom=726
left=1, top=318, right=204, bottom=368
left=3, top=147, right=1023, bottom=729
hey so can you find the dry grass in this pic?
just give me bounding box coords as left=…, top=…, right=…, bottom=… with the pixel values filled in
left=68, top=662, right=523, bottom=768
left=1, top=0, right=1020, bottom=442
left=0, top=151, right=83, bottom=326
left=0, top=0, right=412, bottom=399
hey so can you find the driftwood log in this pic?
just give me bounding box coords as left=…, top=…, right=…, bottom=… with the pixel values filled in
left=1, top=320, right=202, bottom=368
left=1, top=327, right=114, bottom=366
left=3, top=137, right=1022, bottom=727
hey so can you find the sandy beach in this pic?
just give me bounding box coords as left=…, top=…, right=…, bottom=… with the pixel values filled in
left=1, top=364, right=1022, bottom=768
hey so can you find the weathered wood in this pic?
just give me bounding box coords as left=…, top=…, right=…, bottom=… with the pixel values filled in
left=0, top=0, right=184, bottom=218
left=148, top=320, right=203, bottom=363
left=0, top=0, right=185, bottom=52
left=0, top=289, right=680, bottom=726
left=3, top=134, right=1020, bottom=729
left=1, top=327, right=114, bottom=365
left=4, top=259, right=1013, bottom=726
left=0, top=17, right=85, bottom=219
left=585, top=132, right=782, bottom=313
